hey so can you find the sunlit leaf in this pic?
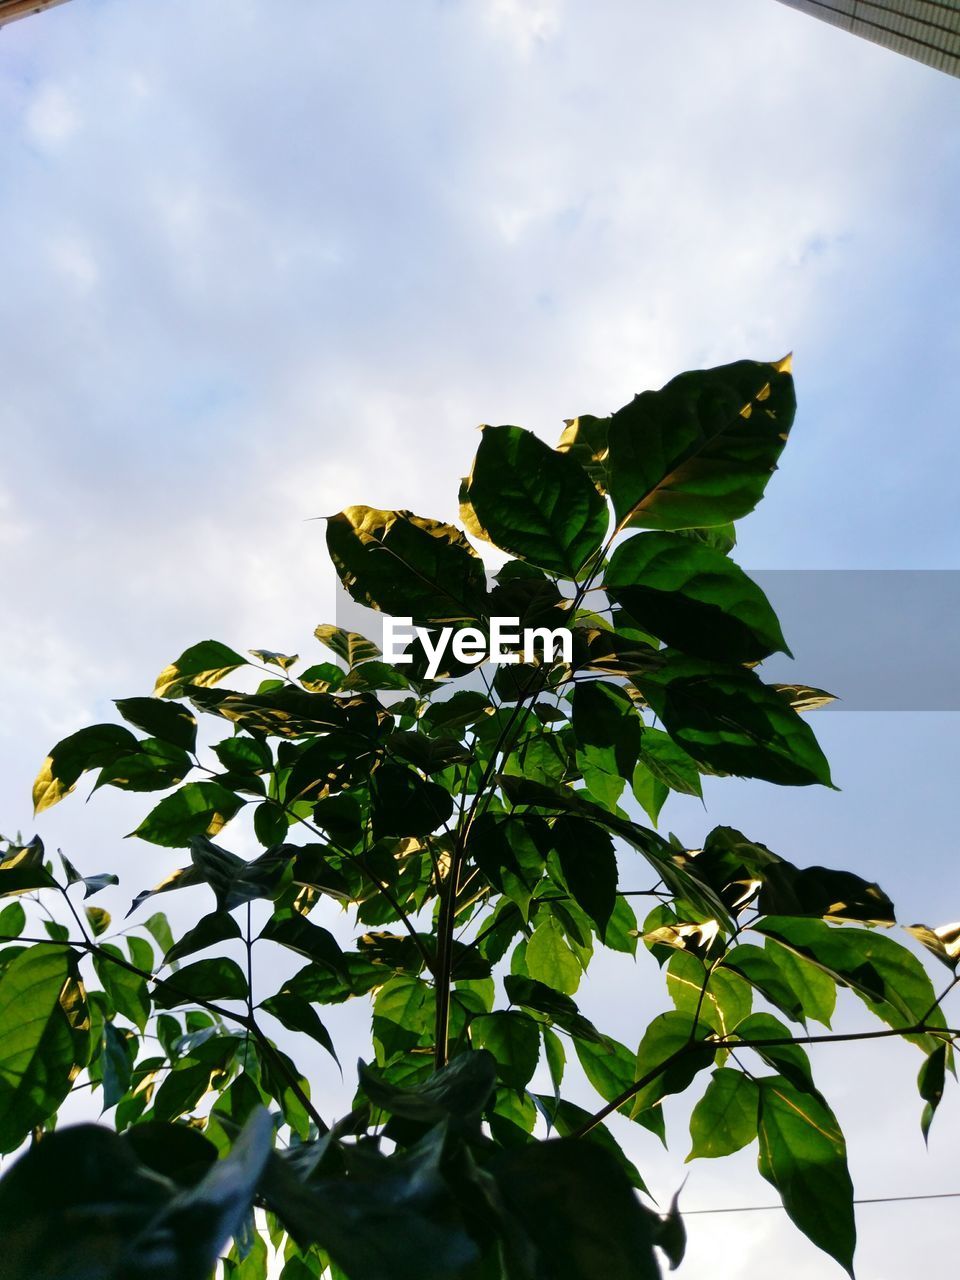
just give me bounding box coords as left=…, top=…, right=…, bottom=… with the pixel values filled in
left=326, top=506, right=487, bottom=625
left=0, top=945, right=89, bottom=1153
left=33, top=724, right=139, bottom=813
left=757, top=1076, right=855, bottom=1276
left=463, top=425, right=609, bottom=576
left=605, top=357, right=796, bottom=531
left=688, top=1067, right=758, bottom=1159
left=154, top=640, right=249, bottom=699
left=130, top=782, right=246, bottom=847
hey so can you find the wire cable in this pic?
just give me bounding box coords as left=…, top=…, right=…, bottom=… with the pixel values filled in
left=683, top=1191, right=960, bottom=1216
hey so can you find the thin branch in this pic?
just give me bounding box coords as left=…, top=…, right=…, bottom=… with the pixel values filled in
left=569, top=1021, right=960, bottom=1138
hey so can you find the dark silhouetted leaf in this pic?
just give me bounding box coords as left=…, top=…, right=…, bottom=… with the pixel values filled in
left=114, top=697, right=198, bottom=751
left=370, top=762, right=453, bottom=838
left=327, top=506, right=487, bottom=625
left=153, top=958, right=248, bottom=1010
left=490, top=1138, right=660, bottom=1280
left=636, top=656, right=833, bottom=787
left=33, top=724, right=139, bottom=813
left=606, top=531, right=789, bottom=662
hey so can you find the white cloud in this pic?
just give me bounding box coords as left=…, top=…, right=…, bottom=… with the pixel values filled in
left=0, top=2, right=958, bottom=1271
left=483, top=0, right=564, bottom=52
left=24, top=82, right=80, bottom=146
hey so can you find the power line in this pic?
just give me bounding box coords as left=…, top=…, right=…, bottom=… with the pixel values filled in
left=683, top=1191, right=960, bottom=1216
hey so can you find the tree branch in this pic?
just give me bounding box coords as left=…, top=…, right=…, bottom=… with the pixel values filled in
left=569, top=1021, right=960, bottom=1139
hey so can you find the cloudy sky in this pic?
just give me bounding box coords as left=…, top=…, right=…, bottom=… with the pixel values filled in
left=1, top=1, right=959, bottom=1275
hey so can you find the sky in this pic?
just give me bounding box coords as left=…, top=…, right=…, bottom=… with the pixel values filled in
left=1, top=1, right=959, bottom=1275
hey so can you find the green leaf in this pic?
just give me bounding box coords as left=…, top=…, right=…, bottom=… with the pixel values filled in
left=260, top=993, right=339, bottom=1064
left=470, top=1011, right=540, bottom=1091
left=260, top=1124, right=480, bottom=1280
left=326, top=506, right=487, bottom=625
left=212, top=736, right=273, bottom=776
left=189, top=836, right=284, bottom=912
left=33, top=724, right=139, bottom=813
left=551, top=815, right=618, bottom=940
left=905, top=921, right=960, bottom=972
left=130, top=782, right=246, bottom=847
left=571, top=680, right=641, bottom=808
left=123, top=1120, right=219, bottom=1187
left=164, top=911, right=243, bottom=965
left=722, top=943, right=807, bottom=1024
left=757, top=1076, right=856, bottom=1276
left=636, top=656, right=833, bottom=787
left=497, top=774, right=732, bottom=928
left=298, top=662, right=345, bottom=692
left=0, top=945, right=89, bottom=1152
left=526, top=916, right=582, bottom=995
left=314, top=623, right=382, bottom=668
left=340, top=661, right=411, bottom=692
left=688, top=1067, right=758, bottom=1159
left=95, top=738, right=193, bottom=793
left=555, top=412, right=612, bottom=491
left=605, top=356, right=796, bottom=531
left=764, top=939, right=836, bottom=1027
left=503, top=974, right=605, bottom=1044
left=666, top=950, right=753, bottom=1037
left=85, top=906, right=111, bottom=937
left=731, top=1012, right=815, bottom=1093
left=535, top=1094, right=651, bottom=1190
left=253, top=802, right=288, bottom=846
left=0, top=902, right=26, bottom=939
left=543, top=1025, right=565, bottom=1094
left=59, top=852, right=119, bottom=900
left=93, top=944, right=151, bottom=1031
left=370, top=762, right=453, bottom=838
left=145, top=912, right=176, bottom=956
left=630, top=1011, right=715, bottom=1113
left=605, top=531, right=789, bottom=662
left=0, top=1123, right=169, bottom=1279
left=153, top=957, right=249, bottom=1010
left=189, top=684, right=352, bottom=739
left=0, top=838, right=51, bottom=897
left=250, top=649, right=298, bottom=671
left=636, top=727, right=702, bottom=798
left=99, top=1021, right=135, bottom=1109
left=359, top=1049, right=497, bottom=1124
left=114, top=697, right=198, bottom=751
left=758, top=915, right=944, bottom=1050
left=154, top=640, right=249, bottom=699
left=758, top=861, right=896, bottom=927
left=574, top=1036, right=664, bottom=1138
left=421, top=690, right=493, bottom=736
left=260, top=912, right=344, bottom=973
left=147, top=1108, right=273, bottom=1277
left=918, top=1043, right=947, bottom=1143
left=463, top=425, right=609, bottom=577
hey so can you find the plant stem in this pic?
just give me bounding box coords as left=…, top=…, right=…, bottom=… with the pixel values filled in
left=569, top=1021, right=960, bottom=1138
